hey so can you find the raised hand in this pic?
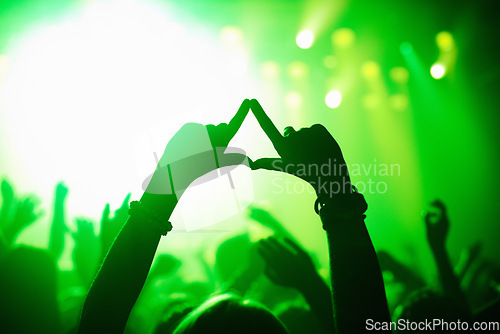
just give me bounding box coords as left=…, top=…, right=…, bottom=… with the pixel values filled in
left=72, top=218, right=100, bottom=286
left=49, top=182, right=69, bottom=260
left=79, top=100, right=253, bottom=333
left=248, top=206, right=296, bottom=241
left=144, top=99, right=251, bottom=200
left=3, top=196, right=43, bottom=244
left=55, top=182, right=69, bottom=202
left=249, top=99, right=351, bottom=199
left=1, top=179, right=15, bottom=206
left=423, top=200, right=469, bottom=312
left=424, top=199, right=449, bottom=250
left=0, top=179, right=15, bottom=228
left=257, top=237, right=317, bottom=289
left=100, top=193, right=131, bottom=258
left=258, top=236, right=335, bottom=333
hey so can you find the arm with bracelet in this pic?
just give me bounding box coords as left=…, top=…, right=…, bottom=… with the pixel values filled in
left=250, top=99, right=391, bottom=334
left=78, top=100, right=251, bottom=334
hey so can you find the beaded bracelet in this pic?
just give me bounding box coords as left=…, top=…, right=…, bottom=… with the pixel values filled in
left=314, top=188, right=368, bottom=230
left=314, top=186, right=367, bottom=215
left=128, top=201, right=173, bottom=236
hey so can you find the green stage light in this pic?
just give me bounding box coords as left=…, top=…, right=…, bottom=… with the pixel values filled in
left=0, top=0, right=256, bottom=227
left=400, top=42, right=413, bottom=55
left=296, top=29, right=314, bottom=49
left=436, top=31, right=455, bottom=52
left=287, top=61, right=309, bottom=79
left=323, top=55, right=338, bottom=69
left=361, top=61, right=381, bottom=79
left=430, top=63, right=445, bottom=79
left=260, top=60, right=280, bottom=79
left=220, top=26, right=243, bottom=46
left=389, top=67, right=409, bottom=84
left=325, top=90, right=342, bottom=108
left=389, top=94, right=409, bottom=111
left=285, top=91, right=303, bottom=109
left=332, top=28, right=355, bottom=48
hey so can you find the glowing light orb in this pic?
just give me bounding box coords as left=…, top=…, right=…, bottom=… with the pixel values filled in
left=261, top=61, right=280, bottom=79
left=323, top=55, right=337, bottom=69
left=296, top=30, right=314, bottom=49
left=400, top=42, right=413, bottom=55
left=361, top=61, right=381, bottom=79
left=430, top=64, right=445, bottom=79
left=325, top=90, right=342, bottom=109
left=332, top=28, right=355, bottom=48
left=287, top=61, right=309, bottom=79
left=390, top=67, right=409, bottom=84
left=436, top=31, right=455, bottom=52
left=285, top=91, right=302, bottom=109
left=220, top=26, right=243, bottom=45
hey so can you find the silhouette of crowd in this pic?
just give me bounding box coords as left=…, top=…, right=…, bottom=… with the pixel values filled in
left=0, top=99, right=498, bottom=333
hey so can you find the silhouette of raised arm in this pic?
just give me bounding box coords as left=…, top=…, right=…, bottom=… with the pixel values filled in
left=49, top=182, right=68, bottom=260
left=250, top=99, right=391, bottom=334
left=424, top=200, right=469, bottom=312
left=99, top=193, right=131, bottom=259
left=2, top=195, right=42, bottom=245
left=78, top=100, right=251, bottom=333
left=0, top=180, right=15, bottom=254
left=258, top=237, right=335, bottom=333
left=72, top=218, right=100, bottom=287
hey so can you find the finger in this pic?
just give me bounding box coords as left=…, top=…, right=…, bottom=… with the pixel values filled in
left=283, top=126, right=296, bottom=138
left=259, top=238, right=282, bottom=255
left=101, top=204, right=110, bottom=224
left=35, top=209, right=45, bottom=219
left=264, top=237, right=285, bottom=254
left=250, top=158, right=283, bottom=171
left=217, top=152, right=251, bottom=170
left=431, top=199, right=446, bottom=213
left=264, top=266, right=279, bottom=282
left=283, top=238, right=305, bottom=255
left=257, top=244, right=273, bottom=262
left=424, top=212, right=433, bottom=226
left=227, top=99, right=250, bottom=139
left=250, top=99, right=284, bottom=153
left=28, top=195, right=41, bottom=206
left=205, top=124, right=216, bottom=137
left=121, top=193, right=131, bottom=209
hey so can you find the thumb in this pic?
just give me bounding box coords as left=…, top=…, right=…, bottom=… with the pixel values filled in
left=101, top=204, right=110, bottom=224
left=250, top=158, right=283, bottom=172
left=215, top=146, right=252, bottom=170
left=121, top=193, right=131, bottom=209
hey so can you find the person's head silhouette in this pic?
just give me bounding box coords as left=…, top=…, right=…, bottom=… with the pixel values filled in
left=172, top=294, right=288, bottom=334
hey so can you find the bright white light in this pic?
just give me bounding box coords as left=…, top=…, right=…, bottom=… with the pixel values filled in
left=430, top=64, right=445, bottom=79
left=325, top=90, right=342, bottom=108
left=285, top=91, right=302, bottom=109
left=296, top=30, right=314, bottom=49
left=220, top=26, right=243, bottom=45
left=0, top=0, right=255, bottom=229
left=261, top=61, right=280, bottom=79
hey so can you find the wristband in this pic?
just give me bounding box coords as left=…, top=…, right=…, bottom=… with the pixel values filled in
left=315, top=189, right=368, bottom=230
left=128, top=201, right=173, bottom=236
